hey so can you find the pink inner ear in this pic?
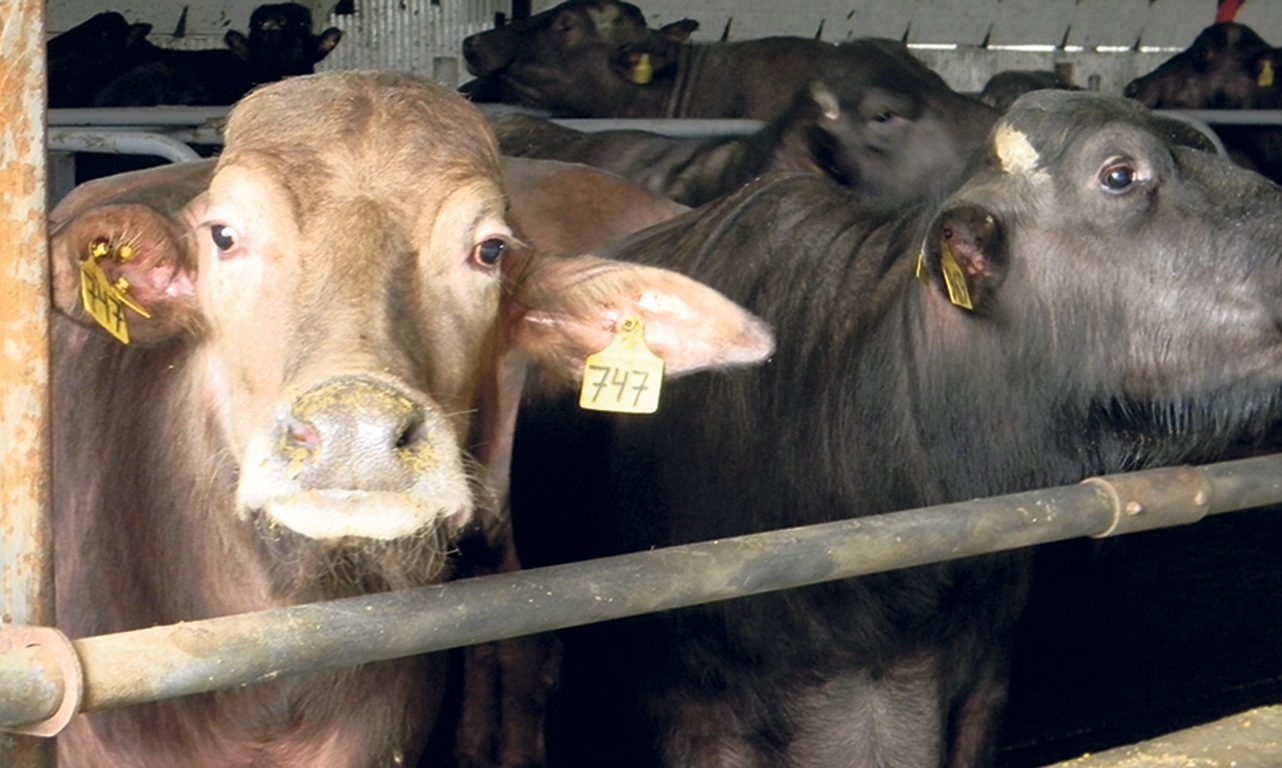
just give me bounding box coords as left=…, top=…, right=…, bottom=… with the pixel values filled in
left=504, top=253, right=774, bottom=386
left=50, top=203, right=200, bottom=342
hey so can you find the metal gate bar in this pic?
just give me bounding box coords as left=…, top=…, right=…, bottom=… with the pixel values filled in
left=1046, top=704, right=1282, bottom=767
left=0, top=0, right=54, bottom=766
left=2, top=454, right=1281, bottom=733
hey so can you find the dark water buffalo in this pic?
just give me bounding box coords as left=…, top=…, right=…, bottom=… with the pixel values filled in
left=225, top=3, right=343, bottom=87
left=493, top=46, right=996, bottom=206
left=1124, top=22, right=1282, bottom=182
left=463, top=0, right=940, bottom=121
left=46, top=11, right=153, bottom=108
left=63, top=3, right=342, bottom=107
left=978, top=70, right=1077, bottom=113
left=49, top=71, right=771, bottom=767
left=510, top=91, right=1282, bottom=766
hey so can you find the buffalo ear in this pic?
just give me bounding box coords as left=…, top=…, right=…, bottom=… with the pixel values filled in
left=49, top=163, right=211, bottom=344
left=126, top=22, right=152, bottom=48
left=658, top=19, right=698, bottom=43
left=501, top=251, right=774, bottom=384
left=918, top=204, right=1006, bottom=312
left=613, top=28, right=685, bottom=85
left=225, top=29, right=250, bottom=61
left=314, top=28, right=343, bottom=61
left=767, top=81, right=850, bottom=183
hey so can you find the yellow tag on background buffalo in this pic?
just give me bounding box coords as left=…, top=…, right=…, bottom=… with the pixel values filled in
left=1261, top=59, right=1275, bottom=88
left=579, top=318, right=664, bottom=414
left=939, top=240, right=974, bottom=310
left=629, top=53, right=653, bottom=85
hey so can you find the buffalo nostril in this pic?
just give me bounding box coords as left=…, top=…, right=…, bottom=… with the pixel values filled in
left=394, top=413, right=429, bottom=452
left=285, top=417, right=321, bottom=449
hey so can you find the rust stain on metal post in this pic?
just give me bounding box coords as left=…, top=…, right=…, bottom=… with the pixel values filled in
left=0, top=0, right=56, bottom=765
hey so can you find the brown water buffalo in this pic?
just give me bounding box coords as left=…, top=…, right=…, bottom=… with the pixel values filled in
left=462, top=0, right=943, bottom=121
left=510, top=91, right=1282, bottom=767
left=1124, top=21, right=1282, bottom=182
left=49, top=71, right=771, bottom=767
left=493, top=43, right=997, bottom=206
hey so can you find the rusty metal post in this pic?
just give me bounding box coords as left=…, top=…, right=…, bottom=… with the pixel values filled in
left=0, top=1, right=55, bottom=766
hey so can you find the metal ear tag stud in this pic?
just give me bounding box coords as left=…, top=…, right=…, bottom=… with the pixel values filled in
left=79, top=239, right=151, bottom=344
left=579, top=317, right=664, bottom=414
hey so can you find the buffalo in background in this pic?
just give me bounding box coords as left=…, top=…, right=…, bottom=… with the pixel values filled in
left=492, top=37, right=997, bottom=206
left=1125, top=21, right=1282, bottom=182
left=48, top=3, right=343, bottom=107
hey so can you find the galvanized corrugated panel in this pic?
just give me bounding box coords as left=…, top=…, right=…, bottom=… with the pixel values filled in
left=316, top=0, right=504, bottom=85
left=1237, top=2, right=1282, bottom=43
left=1064, top=0, right=1151, bottom=49
left=907, top=0, right=997, bottom=48
left=1133, top=0, right=1219, bottom=50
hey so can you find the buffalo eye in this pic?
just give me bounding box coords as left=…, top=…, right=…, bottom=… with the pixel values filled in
left=873, top=110, right=896, bottom=123
left=473, top=237, right=507, bottom=267
left=1099, top=160, right=1137, bottom=192
left=210, top=224, right=240, bottom=253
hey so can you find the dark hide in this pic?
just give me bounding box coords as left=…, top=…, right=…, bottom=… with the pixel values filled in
left=83, top=3, right=342, bottom=107
left=493, top=51, right=996, bottom=207
left=46, top=12, right=154, bottom=108
left=510, top=91, right=1282, bottom=767
left=978, top=70, right=1078, bottom=114
left=462, top=0, right=649, bottom=77
left=463, top=0, right=948, bottom=121
left=1124, top=22, right=1282, bottom=183
left=224, top=3, right=344, bottom=86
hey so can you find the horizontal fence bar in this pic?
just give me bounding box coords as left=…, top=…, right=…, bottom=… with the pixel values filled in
left=47, top=107, right=228, bottom=127
left=1163, top=109, right=1282, bottom=127
left=1046, top=705, right=1282, bottom=767
left=3, top=454, right=1282, bottom=732
left=47, top=130, right=201, bottom=164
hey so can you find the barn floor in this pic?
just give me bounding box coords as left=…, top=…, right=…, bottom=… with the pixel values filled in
left=997, top=504, right=1282, bottom=766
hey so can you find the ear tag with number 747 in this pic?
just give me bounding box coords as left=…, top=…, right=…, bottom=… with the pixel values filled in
left=579, top=317, right=665, bottom=414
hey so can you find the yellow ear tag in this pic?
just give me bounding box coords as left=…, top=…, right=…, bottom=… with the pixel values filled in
left=938, top=240, right=974, bottom=310
left=629, top=53, right=653, bottom=85
left=1260, top=60, right=1275, bottom=88
left=79, top=240, right=152, bottom=344
left=579, top=317, right=664, bottom=414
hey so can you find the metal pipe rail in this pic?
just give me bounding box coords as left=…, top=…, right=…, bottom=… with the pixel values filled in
left=2, top=454, right=1282, bottom=735
left=47, top=130, right=202, bottom=164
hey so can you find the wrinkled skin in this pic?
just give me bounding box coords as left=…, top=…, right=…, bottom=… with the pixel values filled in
left=493, top=39, right=995, bottom=206
left=1124, top=22, right=1282, bottom=182
left=511, top=92, right=1282, bottom=767
left=50, top=71, right=772, bottom=768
